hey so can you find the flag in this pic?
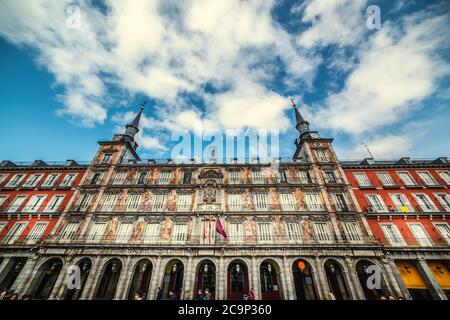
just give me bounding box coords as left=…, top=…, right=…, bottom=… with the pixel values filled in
left=216, top=215, right=228, bottom=239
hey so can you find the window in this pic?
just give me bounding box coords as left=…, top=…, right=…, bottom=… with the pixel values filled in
left=27, top=222, right=48, bottom=243
left=413, top=194, right=435, bottom=212
left=45, top=195, right=64, bottom=212
left=280, top=193, right=296, bottom=211
left=101, top=194, right=119, bottom=212
left=0, top=195, right=8, bottom=208
left=257, top=223, right=272, bottom=242
left=90, top=172, right=101, bottom=185
left=176, top=194, right=192, bottom=212
left=277, top=170, right=287, bottom=183
left=438, top=171, right=450, bottom=185
left=76, top=194, right=92, bottom=212
left=228, top=171, right=241, bottom=184
left=126, top=194, right=142, bottom=212
left=332, top=194, right=348, bottom=211
left=42, top=173, right=60, bottom=187
left=324, top=171, right=336, bottom=183
left=172, top=224, right=187, bottom=243
left=253, top=193, right=269, bottom=211
left=304, top=193, right=323, bottom=211
left=316, top=150, right=329, bottom=162
left=380, top=224, right=406, bottom=246
left=390, top=194, right=413, bottom=212
left=354, top=172, right=371, bottom=187
left=397, top=172, right=416, bottom=186
left=228, top=194, right=243, bottom=211
left=115, top=223, right=133, bottom=243
left=228, top=223, right=243, bottom=243
left=182, top=171, right=192, bottom=184
left=343, top=222, right=362, bottom=242
left=435, top=193, right=450, bottom=211
left=23, top=174, right=43, bottom=188
left=143, top=223, right=160, bottom=243
left=137, top=172, right=148, bottom=185
left=377, top=172, right=394, bottom=186
left=24, top=195, right=46, bottom=212
left=87, top=222, right=107, bottom=241
left=418, top=171, right=437, bottom=186
left=298, top=171, right=311, bottom=183
left=112, top=172, right=127, bottom=185
left=408, top=223, right=432, bottom=247
left=286, top=222, right=302, bottom=241
left=435, top=223, right=450, bottom=244
left=251, top=171, right=265, bottom=184
left=3, top=222, right=27, bottom=244
left=102, top=154, right=113, bottom=164
left=150, top=194, right=167, bottom=212
left=158, top=171, right=172, bottom=185
left=0, top=174, right=9, bottom=185
left=60, top=173, right=77, bottom=187
left=313, top=222, right=331, bottom=243
left=60, top=222, right=78, bottom=242
left=0, top=222, right=7, bottom=234
left=7, top=196, right=27, bottom=212
left=367, top=195, right=386, bottom=212
left=5, top=174, right=26, bottom=188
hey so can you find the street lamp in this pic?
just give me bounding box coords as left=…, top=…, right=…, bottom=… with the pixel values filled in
left=204, top=264, right=209, bottom=273
left=172, top=263, right=177, bottom=273
left=329, top=264, right=335, bottom=274
left=267, top=264, right=272, bottom=273
left=235, top=264, right=241, bottom=273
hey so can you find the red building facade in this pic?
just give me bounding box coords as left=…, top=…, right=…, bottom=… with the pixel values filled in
left=342, top=157, right=450, bottom=300
left=0, top=160, right=87, bottom=293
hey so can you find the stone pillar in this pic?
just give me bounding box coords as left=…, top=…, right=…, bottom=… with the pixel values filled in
left=49, top=259, right=72, bottom=299
left=251, top=257, right=260, bottom=299
left=314, top=256, right=329, bottom=299
left=11, top=257, right=40, bottom=296
left=118, top=257, right=137, bottom=300
left=386, top=258, right=412, bottom=299
left=183, top=256, right=194, bottom=300
left=345, top=257, right=365, bottom=300
left=282, top=257, right=295, bottom=300
left=0, top=258, right=12, bottom=284
left=114, top=256, right=132, bottom=300
left=218, top=256, right=225, bottom=300
left=82, top=256, right=104, bottom=299
left=416, top=259, right=447, bottom=300
left=381, top=257, right=404, bottom=298
left=148, top=256, right=162, bottom=300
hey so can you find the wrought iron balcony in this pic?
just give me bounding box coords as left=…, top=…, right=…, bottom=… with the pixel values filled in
left=364, top=205, right=448, bottom=214
left=0, top=205, right=63, bottom=214
left=377, top=237, right=450, bottom=248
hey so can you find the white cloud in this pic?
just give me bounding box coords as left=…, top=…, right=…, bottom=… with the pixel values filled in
left=308, top=14, right=450, bottom=135
left=346, top=134, right=413, bottom=159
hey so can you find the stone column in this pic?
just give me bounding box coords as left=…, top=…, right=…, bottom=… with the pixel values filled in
left=251, top=256, right=260, bottom=299
left=385, top=258, right=412, bottom=299
left=314, top=256, right=329, bottom=299
left=0, top=258, right=12, bottom=284
left=183, top=256, right=194, bottom=300
left=218, top=256, right=225, bottom=300
left=283, top=257, right=295, bottom=300
left=11, top=257, right=40, bottom=296
left=380, top=257, right=404, bottom=298
left=345, top=257, right=365, bottom=300
left=114, top=256, right=132, bottom=300
left=118, top=257, right=137, bottom=300
left=49, top=259, right=72, bottom=299
left=148, top=256, right=162, bottom=300
left=416, top=259, right=447, bottom=300
left=82, top=256, right=104, bottom=299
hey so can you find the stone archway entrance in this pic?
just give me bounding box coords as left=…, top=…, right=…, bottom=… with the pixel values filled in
left=227, top=260, right=249, bottom=300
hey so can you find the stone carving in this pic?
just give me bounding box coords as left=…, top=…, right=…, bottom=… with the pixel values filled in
left=203, top=180, right=217, bottom=204
left=131, top=220, right=145, bottom=242
left=167, top=190, right=177, bottom=211
left=171, top=167, right=182, bottom=184
left=160, top=217, right=173, bottom=241
left=269, top=188, right=281, bottom=211
left=301, top=218, right=312, bottom=241
left=243, top=189, right=254, bottom=210
left=244, top=216, right=256, bottom=242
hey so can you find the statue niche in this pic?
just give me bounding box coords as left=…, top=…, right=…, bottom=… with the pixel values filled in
left=203, top=179, right=218, bottom=204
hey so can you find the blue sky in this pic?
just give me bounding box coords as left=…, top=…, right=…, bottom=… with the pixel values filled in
left=0, top=0, right=449, bottom=163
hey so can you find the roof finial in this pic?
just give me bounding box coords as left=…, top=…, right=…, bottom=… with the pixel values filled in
left=140, top=101, right=147, bottom=112
left=289, top=97, right=296, bottom=108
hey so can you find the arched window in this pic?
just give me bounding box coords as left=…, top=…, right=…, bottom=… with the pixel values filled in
left=292, top=259, right=318, bottom=300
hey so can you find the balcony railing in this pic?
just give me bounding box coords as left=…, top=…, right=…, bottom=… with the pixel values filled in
left=324, top=177, right=343, bottom=184
left=365, top=205, right=449, bottom=214
left=0, top=205, right=63, bottom=214
left=40, top=233, right=378, bottom=246
left=377, top=237, right=450, bottom=247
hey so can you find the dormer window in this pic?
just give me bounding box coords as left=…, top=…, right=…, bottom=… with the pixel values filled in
left=102, top=154, right=113, bottom=164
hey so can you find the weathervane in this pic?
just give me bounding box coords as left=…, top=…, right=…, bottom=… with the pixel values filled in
left=140, top=101, right=147, bottom=111
left=289, top=97, right=297, bottom=107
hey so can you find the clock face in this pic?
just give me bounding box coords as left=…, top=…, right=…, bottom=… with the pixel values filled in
left=310, top=132, right=320, bottom=138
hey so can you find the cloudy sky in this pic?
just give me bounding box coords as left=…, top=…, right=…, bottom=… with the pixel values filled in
left=0, top=0, right=449, bottom=162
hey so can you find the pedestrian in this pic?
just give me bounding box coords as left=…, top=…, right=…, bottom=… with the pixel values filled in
left=194, top=289, right=204, bottom=300
left=204, top=289, right=212, bottom=300
left=378, top=294, right=387, bottom=300
left=248, top=288, right=255, bottom=300
left=169, top=290, right=177, bottom=300
left=133, top=290, right=143, bottom=300
left=0, top=289, right=7, bottom=300
left=388, top=295, right=396, bottom=300
left=10, top=293, right=18, bottom=300
left=155, top=287, right=162, bottom=300
left=21, top=294, right=31, bottom=300
left=3, top=290, right=14, bottom=300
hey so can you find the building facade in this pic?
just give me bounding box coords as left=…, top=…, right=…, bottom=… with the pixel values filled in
left=0, top=160, right=86, bottom=299
left=0, top=105, right=448, bottom=300
left=342, top=158, right=450, bottom=300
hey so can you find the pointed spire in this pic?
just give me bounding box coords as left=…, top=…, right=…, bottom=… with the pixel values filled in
left=290, top=97, right=306, bottom=125
left=128, top=101, right=146, bottom=129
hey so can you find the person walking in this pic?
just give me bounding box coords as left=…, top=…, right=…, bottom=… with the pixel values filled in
left=204, top=289, right=212, bottom=300
left=169, top=291, right=177, bottom=300
left=155, top=287, right=163, bottom=300
left=248, top=288, right=255, bottom=300
left=194, top=289, right=204, bottom=300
